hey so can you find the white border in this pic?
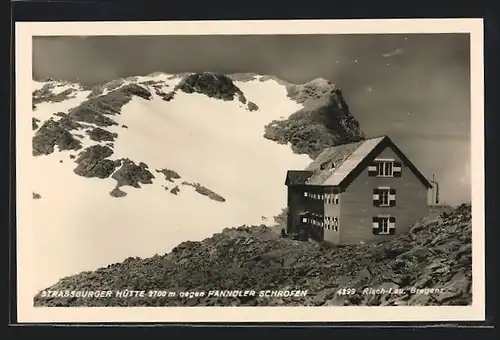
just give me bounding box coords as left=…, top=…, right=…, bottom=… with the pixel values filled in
left=15, top=19, right=485, bottom=323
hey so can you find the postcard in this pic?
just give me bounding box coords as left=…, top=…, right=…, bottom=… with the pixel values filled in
left=15, top=18, right=485, bottom=323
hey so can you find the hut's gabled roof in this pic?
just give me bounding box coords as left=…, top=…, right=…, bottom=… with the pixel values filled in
left=286, top=135, right=432, bottom=189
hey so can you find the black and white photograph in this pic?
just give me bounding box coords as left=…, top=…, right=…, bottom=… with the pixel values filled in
left=15, top=19, right=485, bottom=323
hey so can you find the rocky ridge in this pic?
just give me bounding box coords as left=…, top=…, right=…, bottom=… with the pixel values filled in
left=33, top=204, right=472, bottom=307
left=175, top=72, right=247, bottom=103
left=227, top=73, right=367, bottom=158
left=32, top=77, right=226, bottom=202
left=265, top=77, right=364, bottom=159
left=32, top=81, right=79, bottom=108
left=32, top=72, right=364, bottom=201
left=229, top=72, right=365, bottom=158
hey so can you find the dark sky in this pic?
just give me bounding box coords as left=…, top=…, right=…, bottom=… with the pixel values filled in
left=32, top=34, right=471, bottom=205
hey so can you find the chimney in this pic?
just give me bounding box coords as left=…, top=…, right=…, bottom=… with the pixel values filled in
left=429, top=174, right=439, bottom=205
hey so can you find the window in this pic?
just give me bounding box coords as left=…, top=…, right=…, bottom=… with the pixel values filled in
left=369, top=159, right=403, bottom=177
left=325, top=193, right=339, bottom=205
left=373, top=188, right=396, bottom=207
left=302, top=217, right=307, bottom=223
left=379, top=217, right=389, bottom=234
left=304, top=192, right=308, bottom=197
left=376, top=161, right=394, bottom=177
left=379, top=188, right=390, bottom=206
left=372, top=216, right=396, bottom=235
left=324, top=216, right=339, bottom=231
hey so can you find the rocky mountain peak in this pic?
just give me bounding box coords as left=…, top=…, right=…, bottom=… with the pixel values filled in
left=175, top=72, right=245, bottom=102
left=286, top=77, right=339, bottom=105
left=264, top=77, right=364, bottom=159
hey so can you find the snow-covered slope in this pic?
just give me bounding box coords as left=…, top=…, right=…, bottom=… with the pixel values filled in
left=28, top=72, right=363, bottom=295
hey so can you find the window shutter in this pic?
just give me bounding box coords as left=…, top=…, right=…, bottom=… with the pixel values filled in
left=368, top=163, right=377, bottom=177
left=389, top=216, right=396, bottom=235
left=372, top=217, right=380, bottom=234
left=373, top=188, right=380, bottom=206
left=393, top=162, right=402, bottom=177
left=389, top=188, right=396, bottom=207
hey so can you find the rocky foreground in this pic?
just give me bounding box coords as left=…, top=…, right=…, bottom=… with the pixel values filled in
left=33, top=204, right=471, bottom=307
